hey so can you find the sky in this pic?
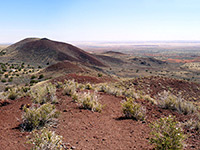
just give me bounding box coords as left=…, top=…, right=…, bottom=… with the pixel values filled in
left=1, top=0, right=200, bottom=43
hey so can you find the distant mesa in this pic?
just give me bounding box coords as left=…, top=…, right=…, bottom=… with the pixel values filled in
left=2, top=38, right=106, bottom=67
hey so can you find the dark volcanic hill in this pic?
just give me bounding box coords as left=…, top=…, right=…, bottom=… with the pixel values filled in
left=103, top=51, right=126, bottom=55
left=3, top=38, right=106, bottom=66
left=130, top=57, right=168, bottom=67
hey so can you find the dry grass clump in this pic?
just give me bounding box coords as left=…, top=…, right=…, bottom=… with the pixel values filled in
left=157, top=91, right=197, bottom=115
left=85, top=83, right=93, bottom=90
left=182, top=118, right=200, bottom=132
left=98, top=84, right=123, bottom=97
left=77, top=91, right=102, bottom=112
left=31, top=83, right=57, bottom=104
left=27, top=128, right=64, bottom=150
left=62, top=80, right=78, bottom=96
left=0, top=86, right=28, bottom=100
left=142, top=94, right=157, bottom=105
left=123, top=88, right=139, bottom=99
left=121, top=97, right=146, bottom=121
left=22, top=103, right=60, bottom=131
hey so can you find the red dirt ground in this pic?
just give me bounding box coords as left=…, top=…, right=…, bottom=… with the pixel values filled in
left=1, top=89, right=200, bottom=150
left=0, top=97, right=32, bottom=150
left=125, top=76, right=200, bottom=102
left=45, top=61, right=85, bottom=73
left=0, top=76, right=200, bottom=150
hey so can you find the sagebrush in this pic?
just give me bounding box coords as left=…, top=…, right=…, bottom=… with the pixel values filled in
left=150, top=115, right=185, bottom=150
left=121, top=97, right=146, bottom=121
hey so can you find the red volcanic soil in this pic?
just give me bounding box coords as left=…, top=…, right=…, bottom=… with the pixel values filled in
left=1, top=76, right=200, bottom=149
left=45, top=61, right=85, bottom=73
left=0, top=97, right=32, bottom=150
left=52, top=73, right=116, bottom=84
left=125, top=76, right=200, bottom=102
left=1, top=89, right=200, bottom=149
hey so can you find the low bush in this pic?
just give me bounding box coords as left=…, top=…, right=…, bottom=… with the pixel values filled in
left=2, top=86, right=27, bottom=100
left=98, top=84, right=123, bottom=97
left=121, top=97, right=146, bottom=121
left=30, top=79, right=38, bottom=84
left=77, top=91, right=102, bottom=112
left=31, top=75, right=36, bottom=79
left=27, top=128, right=64, bottom=150
left=97, top=73, right=102, bottom=77
left=31, top=83, right=57, bottom=104
left=22, top=103, right=60, bottom=131
left=182, top=118, right=200, bottom=132
left=63, top=80, right=78, bottom=97
left=7, top=88, right=18, bottom=100
left=150, top=115, right=185, bottom=150
left=38, top=74, right=44, bottom=79
left=157, top=91, right=197, bottom=115
left=1, top=79, right=6, bottom=83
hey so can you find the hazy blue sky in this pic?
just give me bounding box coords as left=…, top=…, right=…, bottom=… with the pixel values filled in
left=1, top=0, right=200, bottom=43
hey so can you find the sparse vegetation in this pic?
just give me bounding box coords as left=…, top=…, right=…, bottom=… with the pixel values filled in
left=77, top=91, right=102, bottom=112
left=62, top=79, right=78, bottom=97
left=31, top=83, right=58, bottom=104
left=182, top=118, right=200, bottom=132
left=150, top=115, right=185, bottom=150
left=121, top=97, right=146, bottom=121
left=22, top=103, right=60, bottom=131
left=27, top=128, right=64, bottom=150
left=157, top=91, right=197, bottom=115
left=98, top=84, right=123, bottom=97
left=85, top=83, right=93, bottom=90
left=38, top=74, right=44, bottom=79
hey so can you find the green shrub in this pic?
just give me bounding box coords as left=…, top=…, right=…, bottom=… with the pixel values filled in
left=8, top=78, right=13, bottom=82
left=22, top=103, right=60, bottom=131
left=38, top=74, right=44, bottom=79
left=30, top=79, right=38, bottom=84
left=27, top=128, right=63, bottom=150
left=77, top=91, right=102, bottom=112
left=98, top=73, right=103, bottom=77
left=150, top=115, right=185, bottom=150
left=157, top=91, right=197, bottom=115
left=4, top=74, right=9, bottom=78
left=121, top=97, right=146, bottom=121
left=31, top=83, right=58, bottom=104
left=31, top=75, right=36, bottom=79
left=1, top=79, right=6, bottom=83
